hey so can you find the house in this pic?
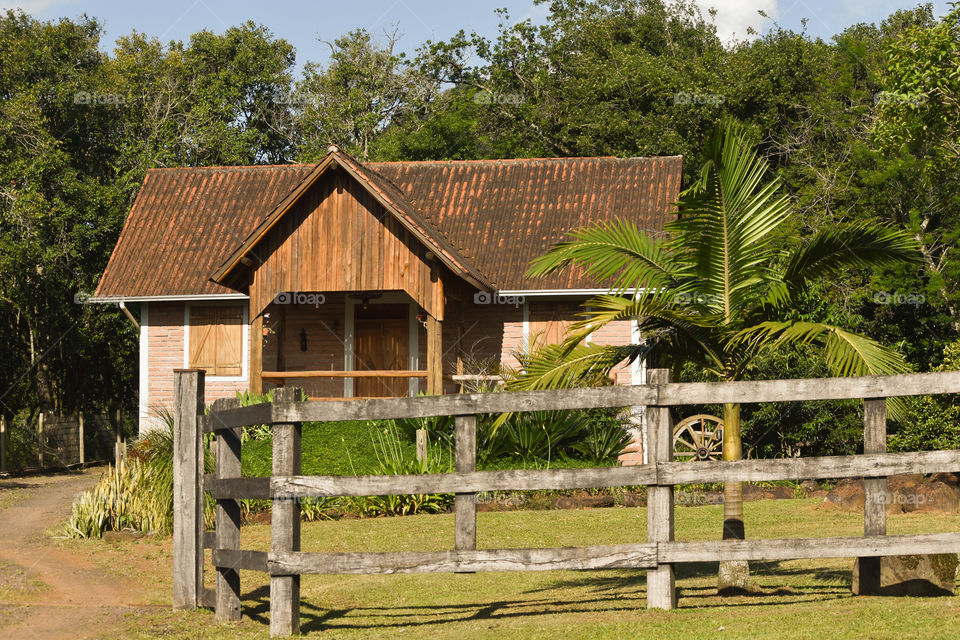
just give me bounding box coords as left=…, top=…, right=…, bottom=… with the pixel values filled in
left=93, top=146, right=682, bottom=434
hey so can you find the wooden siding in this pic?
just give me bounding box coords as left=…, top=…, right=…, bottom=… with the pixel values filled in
left=249, top=169, right=444, bottom=320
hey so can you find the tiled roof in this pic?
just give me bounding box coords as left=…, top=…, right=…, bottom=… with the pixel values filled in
left=95, top=153, right=681, bottom=298
left=369, top=156, right=682, bottom=290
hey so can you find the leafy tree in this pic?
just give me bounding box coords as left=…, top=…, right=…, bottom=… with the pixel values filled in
left=510, top=120, right=920, bottom=592
left=889, top=340, right=960, bottom=452
left=295, top=28, right=438, bottom=161
left=872, top=5, right=960, bottom=333
left=0, top=10, right=133, bottom=416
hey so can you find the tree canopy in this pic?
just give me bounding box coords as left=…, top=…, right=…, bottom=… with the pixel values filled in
left=1, top=1, right=957, bottom=456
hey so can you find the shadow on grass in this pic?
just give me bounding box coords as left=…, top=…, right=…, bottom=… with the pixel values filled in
left=234, top=562, right=854, bottom=634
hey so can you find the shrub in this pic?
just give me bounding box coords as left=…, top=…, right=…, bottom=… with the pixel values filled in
left=890, top=341, right=960, bottom=452
left=344, top=423, right=454, bottom=517
left=572, top=409, right=631, bottom=463
left=64, top=458, right=171, bottom=537
left=65, top=412, right=214, bottom=538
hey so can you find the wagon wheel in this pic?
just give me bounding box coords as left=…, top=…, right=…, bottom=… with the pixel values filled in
left=673, top=414, right=724, bottom=462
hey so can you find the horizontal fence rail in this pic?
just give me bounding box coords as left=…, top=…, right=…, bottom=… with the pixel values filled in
left=172, top=369, right=960, bottom=638
left=203, top=370, right=960, bottom=431
left=203, top=450, right=960, bottom=500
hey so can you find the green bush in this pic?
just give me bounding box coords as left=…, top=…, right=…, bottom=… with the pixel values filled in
left=344, top=423, right=454, bottom=517
left=889, top=341, right=960, bottom=452
left=64, top=413, right=214, bottom=538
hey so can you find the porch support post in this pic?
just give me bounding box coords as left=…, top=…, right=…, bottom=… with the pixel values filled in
left=426, top=315, right=442, bottom=395
left=250, top=311, right=263, bottom=395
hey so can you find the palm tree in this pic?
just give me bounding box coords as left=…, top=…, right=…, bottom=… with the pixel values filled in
left=510, top=119, right=921, bottom=593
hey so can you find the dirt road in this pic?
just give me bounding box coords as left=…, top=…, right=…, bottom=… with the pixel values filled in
left=0, top=470, right=161, bottom=639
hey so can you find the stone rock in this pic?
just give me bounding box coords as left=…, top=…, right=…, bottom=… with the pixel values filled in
left=825, top=473, right=960, bottom=514
left=741, top=483, right=765, bottom=502
left=852, top=554, right=958, bottom=596
left=800, top=479, right=819, bottom=495
left=885, top=473, right=925, bottom=513
left=555, top=495, right=615, bottom=509
left=823, top=478, right=864, bottom=511
left=622, top=492, right=645, bottom=507
left=763, top=486, right=795, bottom=500
left=915, top=481, right=960, bottom=514
left=916, top=473, right=960, bottom=513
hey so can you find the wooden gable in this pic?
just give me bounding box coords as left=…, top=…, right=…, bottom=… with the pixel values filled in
left=248, top=167, right=447, bottom=320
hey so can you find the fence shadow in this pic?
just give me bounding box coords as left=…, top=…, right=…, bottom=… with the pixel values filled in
left=233, top=562, right=855, bottom=635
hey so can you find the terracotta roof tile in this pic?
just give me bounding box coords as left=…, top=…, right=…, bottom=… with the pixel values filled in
left=96, top=155, right=681, bottom=298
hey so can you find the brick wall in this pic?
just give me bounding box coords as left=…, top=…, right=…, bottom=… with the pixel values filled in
left=142, top=301, right=249, bottom=433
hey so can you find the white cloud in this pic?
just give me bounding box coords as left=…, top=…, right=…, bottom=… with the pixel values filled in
left=0, top=0, right=76, bottom=16
left=696, top=0, right=778, bottom=42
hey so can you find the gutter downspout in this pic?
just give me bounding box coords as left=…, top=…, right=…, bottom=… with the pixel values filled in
left=119, top=302, right=140, bottom=331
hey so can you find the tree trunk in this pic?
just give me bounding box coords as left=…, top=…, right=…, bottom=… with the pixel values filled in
left=718, top=402, right=752, bottom=594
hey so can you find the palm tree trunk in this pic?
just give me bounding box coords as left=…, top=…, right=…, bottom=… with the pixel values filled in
left=718, top=402, right=751, bottom=594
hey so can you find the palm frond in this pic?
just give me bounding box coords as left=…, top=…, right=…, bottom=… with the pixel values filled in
left=669, top=118, right=792, bottom=321
left=775, top=221, right=922, bottom=304
left=526, top=219, right=680, bottom=294
left=507, top=343, right=644, bottom=391
left=735, top=320, right=913, bottom=419
left=561, top=292, right=725, bottom=371
left=734, top=320, right=911, bottom=378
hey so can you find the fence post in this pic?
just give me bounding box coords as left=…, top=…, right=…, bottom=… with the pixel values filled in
left=0, top=414, right=6, bottom=475
left=454, top=415, right=478, bottom=563
left=271, top=387, right=302, bottom=637
left=115, top=408, right=123, bottom=466
left=856, top=397, right=887, bottom=595
left=415, top=429, right=427, bottom=462
left=78, top=411, right=85, bottom=466
left=38, top=412, right=44, bottom=468
left=646, top=368, right=675, bottom=609
left=213, top=397, right=243, bottom=621
left=173, top=369, right=205, bottom=610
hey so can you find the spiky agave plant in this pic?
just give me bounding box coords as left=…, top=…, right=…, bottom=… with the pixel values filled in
left=511, top=118, right=922, bottom=592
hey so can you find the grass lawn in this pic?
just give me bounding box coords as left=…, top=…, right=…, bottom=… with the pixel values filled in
left=63, top=498, right=960, bottom=639
left=241, top=421, right=611, bottom=478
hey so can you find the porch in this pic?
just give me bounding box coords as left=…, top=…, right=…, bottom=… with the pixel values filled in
left=253, top=291, right=444, bottom=399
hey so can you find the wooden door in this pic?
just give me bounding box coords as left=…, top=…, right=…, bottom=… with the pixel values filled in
left=354, top=304, right=409, bottom=397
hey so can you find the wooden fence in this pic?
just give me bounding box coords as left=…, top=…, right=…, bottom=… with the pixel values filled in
left=0, top=411, right=124, bottom=474
left=172, top=368, right=960, bottom=637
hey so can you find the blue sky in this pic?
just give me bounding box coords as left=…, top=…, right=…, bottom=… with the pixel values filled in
left=2, top=0, right=954, bottom=71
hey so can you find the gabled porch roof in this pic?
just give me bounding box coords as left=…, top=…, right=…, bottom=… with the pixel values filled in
left=211, top=146, right=493, bottom=293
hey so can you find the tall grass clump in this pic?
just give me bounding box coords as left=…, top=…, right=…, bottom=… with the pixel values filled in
left=65, top=409, right=213, bottom=538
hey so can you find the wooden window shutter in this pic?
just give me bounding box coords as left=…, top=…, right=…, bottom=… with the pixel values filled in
left=215, top=306, right=243, bottom=376
left=189, top=307, right=217, bottom=372
left=529, top=303, right=579, bottom=351
left=189, top=306, right=244, bottom=376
